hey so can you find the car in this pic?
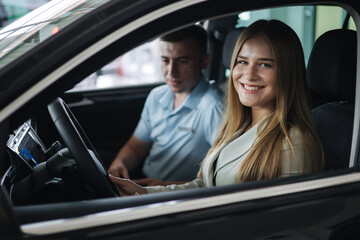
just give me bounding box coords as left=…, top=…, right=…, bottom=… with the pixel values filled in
left=0, top=0, right=359, bottom=239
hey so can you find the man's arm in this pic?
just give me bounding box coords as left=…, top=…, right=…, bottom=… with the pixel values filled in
left=108, top=135, right=152, bottom=178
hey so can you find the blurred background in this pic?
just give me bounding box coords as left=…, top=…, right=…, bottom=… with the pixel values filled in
left=0, top=1, right=355, bottom=92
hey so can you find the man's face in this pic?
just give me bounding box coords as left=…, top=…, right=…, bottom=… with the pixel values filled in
left=160, top=38, right=208, bottom=95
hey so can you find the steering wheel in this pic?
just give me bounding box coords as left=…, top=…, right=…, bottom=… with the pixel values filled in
left=47, top=97, right=118, bottom=198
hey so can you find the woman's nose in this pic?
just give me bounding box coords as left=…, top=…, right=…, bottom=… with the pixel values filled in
left=244, top=64, right=257, bottom=81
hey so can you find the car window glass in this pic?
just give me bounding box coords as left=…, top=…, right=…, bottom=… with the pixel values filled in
left=0, top=0, right=110, bottom=69
left=72, top=39, right=163, bottom=91
left=1, top=0, right=50, bottom=27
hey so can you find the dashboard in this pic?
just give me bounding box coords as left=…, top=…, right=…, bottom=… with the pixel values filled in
left=7, top=122, right=47, bottom=169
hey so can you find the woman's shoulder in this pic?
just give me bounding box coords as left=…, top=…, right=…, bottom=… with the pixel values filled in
left=282, top=127, right=304, bottom=150
left=288, top=127, right=303, bottom=138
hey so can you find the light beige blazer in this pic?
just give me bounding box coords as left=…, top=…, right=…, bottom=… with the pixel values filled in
left=146, top=121, right=307, bottom=194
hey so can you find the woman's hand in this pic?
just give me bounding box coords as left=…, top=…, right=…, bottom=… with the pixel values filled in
left=135, top=178, right=189, bottom=186
left=109, top=174, right=147, bottom=196
left=134, top=178, right=167, bottom=186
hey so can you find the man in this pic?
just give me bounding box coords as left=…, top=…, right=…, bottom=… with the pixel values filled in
left=108, top=25, right=224, bottom=186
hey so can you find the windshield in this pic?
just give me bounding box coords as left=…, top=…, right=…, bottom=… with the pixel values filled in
left=0, top=0, right=110, bottom=69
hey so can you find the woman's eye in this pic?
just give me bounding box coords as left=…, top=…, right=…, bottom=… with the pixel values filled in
left=260, top=63, right=272, bottom=68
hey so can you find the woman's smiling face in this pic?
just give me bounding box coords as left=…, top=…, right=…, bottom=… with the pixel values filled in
left=232, top=36, right=277, bottom=113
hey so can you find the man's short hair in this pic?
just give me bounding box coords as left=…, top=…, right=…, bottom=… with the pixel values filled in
left=160, top=25, right=208, bottom=55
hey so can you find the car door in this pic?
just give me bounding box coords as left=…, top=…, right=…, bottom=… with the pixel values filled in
left=1, top=0, right=360, bottom=239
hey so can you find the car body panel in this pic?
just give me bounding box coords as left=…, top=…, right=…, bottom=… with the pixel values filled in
left=20, top=171, right=360, bottom=235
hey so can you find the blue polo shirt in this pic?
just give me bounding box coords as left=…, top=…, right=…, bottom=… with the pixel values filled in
left=134, top=77, right=224, bottom=181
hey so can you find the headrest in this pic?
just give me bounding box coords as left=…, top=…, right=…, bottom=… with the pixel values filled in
left=222, top=28, right=245, bottom=68
left=307, top=29, right=357, bottom=107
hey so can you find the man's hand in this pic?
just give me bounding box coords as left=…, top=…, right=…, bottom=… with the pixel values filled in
left=108, top=160, right=130, bottom=179
left=109, top=174, right=147, bottom=196
left=108, top=135, right=152, bottom=179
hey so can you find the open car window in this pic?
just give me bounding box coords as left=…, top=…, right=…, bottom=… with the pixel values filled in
left=70, top=5, right=356, bottom=91
left=71, top=38, right=163, bottom=91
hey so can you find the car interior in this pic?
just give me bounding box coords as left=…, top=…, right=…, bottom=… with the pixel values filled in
left=307, top=26, right=357, bottom=170
left=0, top=2, right=359, bottom=237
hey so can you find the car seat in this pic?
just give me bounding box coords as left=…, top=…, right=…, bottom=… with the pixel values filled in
left=307, top=29, right=357, bottom=169
left=218, top=28, right=244, bottom=91
left=222, top=28, right=245, bottom=69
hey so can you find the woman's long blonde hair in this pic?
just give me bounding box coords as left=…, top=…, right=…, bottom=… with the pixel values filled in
left=199, top=20, right=324, bottom=182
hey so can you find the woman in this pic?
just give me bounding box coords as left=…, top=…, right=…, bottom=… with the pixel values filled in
left=109, top=19, right=324, bottom=196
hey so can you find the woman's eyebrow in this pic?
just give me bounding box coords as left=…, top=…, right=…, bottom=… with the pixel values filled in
left=259, top=58, right=274, bottom=62
left=238, top=55, right=274, bottom=62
